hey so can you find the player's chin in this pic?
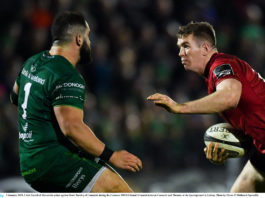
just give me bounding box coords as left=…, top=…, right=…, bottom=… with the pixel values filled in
left=183, top=64, right=190, bottom=71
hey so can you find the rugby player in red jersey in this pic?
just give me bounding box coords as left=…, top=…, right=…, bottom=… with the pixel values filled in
left=147, top=21, right=265, bottom=192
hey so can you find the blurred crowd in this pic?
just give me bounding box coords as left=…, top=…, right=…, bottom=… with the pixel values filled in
left=0, top=0, right=264, bottom=179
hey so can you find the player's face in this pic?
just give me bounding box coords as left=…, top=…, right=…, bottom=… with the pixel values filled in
left=79, top=23, right=92, bottom=65
left=177, top=34, right=205, bottom=74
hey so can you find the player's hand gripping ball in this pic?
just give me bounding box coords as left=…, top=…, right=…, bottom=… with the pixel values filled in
left=204, top=123, right=245, bottom=158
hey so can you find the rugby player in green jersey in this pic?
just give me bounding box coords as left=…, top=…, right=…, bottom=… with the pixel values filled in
left=10, top=11, right=142, bottom=192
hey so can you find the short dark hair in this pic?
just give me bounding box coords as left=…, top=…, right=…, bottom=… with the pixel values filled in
left=51, top=11, right=87, bottom=45
left=177, top=21, right=217, bottom=48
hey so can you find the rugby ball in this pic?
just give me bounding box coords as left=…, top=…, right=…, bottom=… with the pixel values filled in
left=204, top=123, right=245, bottom=158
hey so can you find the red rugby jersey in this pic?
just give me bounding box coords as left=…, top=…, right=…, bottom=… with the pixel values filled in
left=204, top=53, right=265, bottom=154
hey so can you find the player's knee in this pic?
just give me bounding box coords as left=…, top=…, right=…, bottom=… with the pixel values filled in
left=230, top=172, right=264, bottom=192
left=230, top=183, right=243, bottom=193
left=230, top=170, right=250, bottom=192
left=91, top=167, right=133, bottom=193
left=253, top=173, right=265, bottom=192
left=108, top=177, right=133, bottom=192
left=104, top=170, right=133, bottom=192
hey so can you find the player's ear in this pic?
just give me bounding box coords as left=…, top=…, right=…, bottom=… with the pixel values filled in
left=201, top=42, right=211, bottom=56
left=75, top=34, right=83, bottom=47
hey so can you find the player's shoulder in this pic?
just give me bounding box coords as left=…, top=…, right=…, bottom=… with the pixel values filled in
left=24, top=51, right=84, bottom=83
left=23, top=51, right=68, bottom=70
left=209, top=53, right=242, bottom=72
left=207, top=53, right=239, bottom=80
left=43, top=54, right=73, bottom=72
left=40, top=52, right=82, bottom=81
left=23, top=51, right=45, bottom=67
left=212, top=53, right=237, bottom=65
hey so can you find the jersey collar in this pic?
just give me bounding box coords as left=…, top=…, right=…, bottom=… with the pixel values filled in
left=203, top=53, right=218, bottom=78
left=43, top=50, right=75, bottom=69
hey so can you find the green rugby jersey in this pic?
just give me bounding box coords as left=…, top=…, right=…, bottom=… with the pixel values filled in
left=16, top=51, right=86, bottom=182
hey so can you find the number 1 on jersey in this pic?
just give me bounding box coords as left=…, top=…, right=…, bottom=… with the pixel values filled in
left=22, top=82, right=32, bottom=119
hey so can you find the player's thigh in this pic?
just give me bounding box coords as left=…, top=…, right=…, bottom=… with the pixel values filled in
left=90, top=165, right=133, bottom=193
left=230, top=160, right=265, bottom=192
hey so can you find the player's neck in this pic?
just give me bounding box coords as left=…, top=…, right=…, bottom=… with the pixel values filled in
left=202, top=49, right=218, bottom=72
left=49, top=44, right=79, bottom=67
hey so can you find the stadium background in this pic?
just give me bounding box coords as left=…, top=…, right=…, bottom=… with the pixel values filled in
left=0, top=0, right=264, bottom=192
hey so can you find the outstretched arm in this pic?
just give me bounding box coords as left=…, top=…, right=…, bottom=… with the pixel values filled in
left=54, top=106, right=142, bottom=172
left=147, top=78, right=242, bottom=114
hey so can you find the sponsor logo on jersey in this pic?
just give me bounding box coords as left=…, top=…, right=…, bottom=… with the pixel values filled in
left=72, top=174, right=86, bottom=189
left=66, top=167, right=86, bottom=189
left=55, top=82, right=85, bottom=90
left=19, top=131, right=33, bottom=142
left=22, top=68, right=45, bottom=85
left=22, top=122, right=28, bottom=132
left=213, top=64, right=234, bottom=79
left=55, top=95, right=84, bottom=101
left=22, top=68, right=29, bottom=77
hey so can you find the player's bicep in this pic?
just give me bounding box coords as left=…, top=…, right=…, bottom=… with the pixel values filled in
left=54, top=105, right=84, bottom=136
left=216, top=78, right=242, bottom=92
left=216, top=78, right=242, bottom=107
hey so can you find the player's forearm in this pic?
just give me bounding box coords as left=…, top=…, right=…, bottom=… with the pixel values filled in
left=66, top=122, right=105, bottom=157
left=175, top=89, right=237, bottom=114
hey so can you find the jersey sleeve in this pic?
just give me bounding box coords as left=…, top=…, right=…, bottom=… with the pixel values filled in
left=50, top=75, right=86, bottom=110
left=210, top=63, right=240, bottom=87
